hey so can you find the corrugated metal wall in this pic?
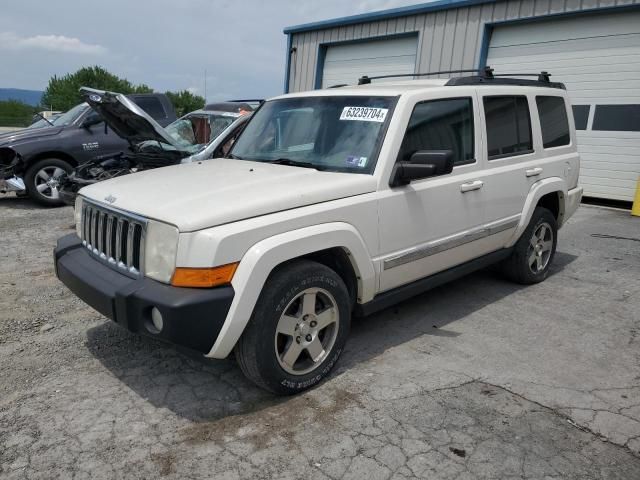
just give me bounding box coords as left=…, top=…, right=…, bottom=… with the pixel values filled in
left=287, top=0, right=640, bottom=92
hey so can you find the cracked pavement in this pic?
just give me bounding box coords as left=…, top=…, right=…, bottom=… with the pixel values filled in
left=1, top=194, right=639, bottom=479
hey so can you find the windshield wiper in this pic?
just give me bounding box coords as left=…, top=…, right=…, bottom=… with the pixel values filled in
left=33, top=112, right=54, bottom=127
left=270, top=158, right=323, bottom=170
left=228, top=153, right=244, bottom=160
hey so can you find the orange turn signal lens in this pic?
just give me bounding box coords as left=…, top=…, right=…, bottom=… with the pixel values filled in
left=171, top=263, right=239, bottom=288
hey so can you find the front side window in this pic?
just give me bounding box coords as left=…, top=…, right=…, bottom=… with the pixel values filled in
left=484, top=96, right=533, bottom=160
left=230, top=95, right=397, bottom=173
left=397, top=97, right=474, bottom=166
left=536, top=96, right=570, bottom=148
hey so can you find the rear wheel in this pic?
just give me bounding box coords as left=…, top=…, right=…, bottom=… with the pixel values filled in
left=25, top=158, right=73, bottom=207
left=503, top=207, right=557, bottom=284
left=235, top=260, right=351, bottom=395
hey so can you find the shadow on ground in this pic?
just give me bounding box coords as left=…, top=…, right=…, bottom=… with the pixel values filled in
left=0, top=193, right=51, bottom=210
left=86, top=251, right=577, bottom=422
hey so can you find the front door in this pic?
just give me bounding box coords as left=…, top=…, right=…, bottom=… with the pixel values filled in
left=378, top=94, right=493, bottom=292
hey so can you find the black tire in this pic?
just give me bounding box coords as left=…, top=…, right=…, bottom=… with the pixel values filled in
left=24, top=158, right=73, bottom=207
left=235, top=260, right=351, bottom=395
left=503, top=207, right=558, bottom=284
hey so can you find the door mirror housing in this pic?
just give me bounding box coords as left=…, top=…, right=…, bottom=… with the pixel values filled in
left=390, top=150, right=454, bottom=187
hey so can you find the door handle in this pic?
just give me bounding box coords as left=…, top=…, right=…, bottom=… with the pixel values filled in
left=526, top=167, right=543, bottom=177
left=460, top=180, right=484, bottom=193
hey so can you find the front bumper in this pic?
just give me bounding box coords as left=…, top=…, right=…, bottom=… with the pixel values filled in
left=54, top=234, right=234, bottom=354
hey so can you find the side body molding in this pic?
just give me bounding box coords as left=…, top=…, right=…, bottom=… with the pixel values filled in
left=506, top=177, right=567, bottom=248
left=206, top=222, right=376, bottom=359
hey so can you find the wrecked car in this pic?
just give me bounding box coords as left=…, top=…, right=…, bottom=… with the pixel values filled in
left=0, top=93, right=176, bottom=206
left=57, top=89, right=255, bottom=206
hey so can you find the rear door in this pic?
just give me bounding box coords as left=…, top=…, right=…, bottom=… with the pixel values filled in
left=478, top=90, right=575, bottom=246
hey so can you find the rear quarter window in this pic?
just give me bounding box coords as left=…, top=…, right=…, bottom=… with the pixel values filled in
left=536, top=96, right=570, bottom=148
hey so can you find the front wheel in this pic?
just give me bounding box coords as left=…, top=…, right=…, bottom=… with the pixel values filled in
left=503, top=207, right=558, bottom=284
left=24, top=158, right=73, bottom=207
left=235, top=260, right=351, bottom=395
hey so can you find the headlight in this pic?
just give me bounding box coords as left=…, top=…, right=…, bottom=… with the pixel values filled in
left=144, top=220, right=179, bottom=283
left=74, top=196, right=83, bottom=238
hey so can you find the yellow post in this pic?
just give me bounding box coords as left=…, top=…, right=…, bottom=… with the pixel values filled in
left=633, top=175, right=640, bottom=217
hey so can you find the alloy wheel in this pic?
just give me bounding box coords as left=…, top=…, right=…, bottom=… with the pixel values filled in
left=528, top=221, right=554, bottom=273
left=34, top=166, right=65, bottom=200
left=274, top=287, right=340, bottom=375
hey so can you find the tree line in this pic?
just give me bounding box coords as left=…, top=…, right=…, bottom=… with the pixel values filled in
left=0, top=66, right=205, bottom=127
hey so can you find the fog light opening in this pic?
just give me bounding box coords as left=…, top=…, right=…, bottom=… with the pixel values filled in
left=147, top=307, right=164, bottom=334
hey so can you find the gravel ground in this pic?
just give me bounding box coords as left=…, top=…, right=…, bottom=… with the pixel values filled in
left=1, top=193, right=639, bottom=479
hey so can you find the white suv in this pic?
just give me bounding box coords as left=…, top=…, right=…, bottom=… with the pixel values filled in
left=54, top=72, right=583, bottom=394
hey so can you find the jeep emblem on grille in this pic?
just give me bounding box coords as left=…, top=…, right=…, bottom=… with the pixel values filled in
left=104, top=195, right=117, bottom=204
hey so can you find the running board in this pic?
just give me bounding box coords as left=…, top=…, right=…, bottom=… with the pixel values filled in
left=354, top=248, right=513, bottom=317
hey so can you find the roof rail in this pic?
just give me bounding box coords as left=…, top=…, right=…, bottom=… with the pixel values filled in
left=357, top=66, right=565, bottom=90
left=226, top=99, right=265, bottom=104
left=358, top=67, right=494, bottom=85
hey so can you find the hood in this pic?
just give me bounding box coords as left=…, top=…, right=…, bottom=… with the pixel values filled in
left=80, top=87, right=180, bottom=148
left=0, top=126, right=63, bottom=146
left=79, top=158, right=377, bottom=232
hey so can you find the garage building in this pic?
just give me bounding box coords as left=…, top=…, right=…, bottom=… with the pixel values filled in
left=283, top=0, right=640, bottom=202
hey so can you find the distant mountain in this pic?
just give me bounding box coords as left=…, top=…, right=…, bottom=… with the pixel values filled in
left=0, top=88, right=43, bottom=106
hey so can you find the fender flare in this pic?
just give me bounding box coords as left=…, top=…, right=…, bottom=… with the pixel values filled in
left=206, top=222, right=375, bottom=359
left=506, top=177, right=567, bottom=248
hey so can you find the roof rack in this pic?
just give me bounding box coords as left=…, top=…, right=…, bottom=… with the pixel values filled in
left=358, top=68, right=491, bottom=85
left=357, top=66, right=565, bottom=90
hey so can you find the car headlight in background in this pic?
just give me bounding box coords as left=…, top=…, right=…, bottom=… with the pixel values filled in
left=144, top=220, right=179, bottom=283
left=74, top=196, right=83, bottom=238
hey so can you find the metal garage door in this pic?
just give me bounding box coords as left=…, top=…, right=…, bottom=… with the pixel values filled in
left=321, top=36, right=418, bottom=88
left=487, top=11, right=640, bottom=201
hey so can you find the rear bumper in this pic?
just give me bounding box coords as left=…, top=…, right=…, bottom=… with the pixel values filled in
left=563, top=186, right=583, bottom=226
left=54, top=234, right=234, bottom=354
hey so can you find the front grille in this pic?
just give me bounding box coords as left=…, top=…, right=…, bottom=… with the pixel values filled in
left=80, top=200, right=146, bottom=276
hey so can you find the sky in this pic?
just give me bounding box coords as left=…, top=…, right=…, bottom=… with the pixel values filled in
left=0, top=0, right=424, bottom=102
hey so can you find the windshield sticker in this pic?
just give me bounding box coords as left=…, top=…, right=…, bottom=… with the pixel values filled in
left=340, top=106, right=388, bottom=123
left=346, top=155, right=368, bottom=168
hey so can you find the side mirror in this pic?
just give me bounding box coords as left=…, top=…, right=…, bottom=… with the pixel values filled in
left=390, top=150, right=454, bottom=187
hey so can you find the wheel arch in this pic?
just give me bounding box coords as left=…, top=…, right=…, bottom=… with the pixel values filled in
left=206, top=222, right=376, bottom=359
left=506, top=177, right=567, bottom=248
left=24, top=151, right=77, bottom=171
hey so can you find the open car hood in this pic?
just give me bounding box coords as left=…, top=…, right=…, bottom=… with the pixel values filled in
left=80, top=87, right=180, bottom=149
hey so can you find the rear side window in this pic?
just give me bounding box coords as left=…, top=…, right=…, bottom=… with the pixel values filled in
left=592, top=105, right=640, bottom=132
left=572, top=105, right=590, bottom=130
left=133, top=97, right=167, bottom=120
left=536, top=96, right=570, bottom=148
left=483, top=96, right=533, bottom=160
left=397, top=98, right=475, bottom=166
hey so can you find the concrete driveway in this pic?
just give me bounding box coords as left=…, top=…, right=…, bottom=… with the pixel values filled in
left=0, top=194, right=639, bottom=479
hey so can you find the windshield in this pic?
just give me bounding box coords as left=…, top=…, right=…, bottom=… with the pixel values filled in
left=230, top=96, right=396, bottom=174
left=27, top=117, right=54, bottom=129
left=52, top=103, right=90, bottom=126
left=164, top=112, right=239, bottom=153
